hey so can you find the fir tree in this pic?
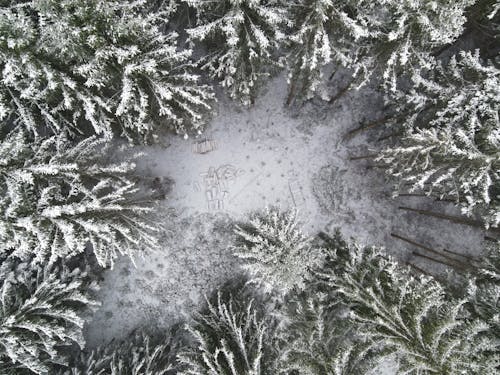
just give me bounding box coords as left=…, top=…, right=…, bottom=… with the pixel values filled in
left=65, top=331, right=179, bottom=375
left=0, top=0, right=214, bottom=142
left=178, top=291, right=275, bottom=375
left=185, top=0, right=288, bottom=106
left=275, top=292, right=381, bottom=374
left=233, top=207, right=322, bottom=296
left=467, top=241, right=500, bottom=347
left=368, top=0, right=475, bottom=92
left=0, top=129, right=159, bottom=267
left=315, top=232, right=497, bottom=374
left=0, top=256, right=98, bottom=375
left=377, top=51, right=500, bottom=228
left=285, top=0, right=372, bottom=102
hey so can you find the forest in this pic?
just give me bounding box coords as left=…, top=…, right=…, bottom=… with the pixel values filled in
left=0, top=0, right=499, bottom=374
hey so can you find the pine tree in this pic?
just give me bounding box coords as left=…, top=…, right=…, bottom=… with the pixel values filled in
left=233, top=207, right=323, bottom=296
left=0, top=129, right=159, bottom=267
left=315, top=232, right=497, bottom=374
left=177, top=291, right=275, bottom=375
left=0, top=0, right=215, bottom=142
left=377, top=51, right=500, bottom=228
left=275, top=292, right=381, bottom=374
left=65, top=331, right=179, bottom=375
left=0, top=256, right=98, bottom=375
left=285, top=0, right=373, bottom=102
left=185, top=0, right=288, bottom=106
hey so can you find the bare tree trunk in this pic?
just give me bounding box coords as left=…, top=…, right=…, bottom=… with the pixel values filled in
left=398, top=206, right=500, bottom=233
left=412, top=251, right=466, bottom=271
left=286, top=80, right=297, bottom=106
left=349, top=154, right=378, bottom=161
left=395, top=194, right=456, bottom=203
left=343, top=114, right=399, bottom=140
left=377, top=131, right=404, bottom=142
left=442, top=248, right=479, bottom=263
left=328, top=77, right=355, bottom=104
left=391, top=233, right=471, bottom=269
left=328, top=68, right=338, bottom=81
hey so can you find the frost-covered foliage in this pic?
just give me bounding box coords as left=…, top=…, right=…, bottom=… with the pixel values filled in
left=185, top=0, right=288, bottom=106
left=275, top=292, right=380, bottom=374
left=178, top=291, right=275, bottom=375
left=0, top=0, right=214, bottom=142
left=285, top=0, right=473, bottom=99
left=0, top=129, right=158, bottom=267
left=378, top=51, right=500, bottom=228
left=0, top=256, right=98, bottom=375
left=285, top=0, right=375, bottom=102
left=316, top=233, right=497, bottom=374
left=65, top=332, right=179, bottom=375
left=368, top=0, right=475, bottom=92
left=467, top=241, right=500, bottom=347
left=233, top=207, right=322, bottom=295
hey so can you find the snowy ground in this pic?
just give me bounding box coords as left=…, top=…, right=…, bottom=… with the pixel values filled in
left=84, top=74, right=488, bottom=368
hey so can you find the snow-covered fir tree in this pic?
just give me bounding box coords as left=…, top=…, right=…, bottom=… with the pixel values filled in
left=0, top=256, right=98, bottom=375
left=368, top=0, right=476, bottom=92
left=315, top=232, right=497, bottom=374
left=185, top=0, right=288, bottom=106
left=0, top=129, right=158, bottom=267
left=285, top=0, right=373, bottom=102
left=275, top=292, right=381, bottom=374
left=467, top=241, right=500, bottom=348
left=377, top=51, right=500, bottom=228
left=0, top=0, right=214, bottom=142
left=65, top=331, right=179, bottom=375
left=233, top=207, right=322, bottom=295
left=178, top=291, right=275, bottom=374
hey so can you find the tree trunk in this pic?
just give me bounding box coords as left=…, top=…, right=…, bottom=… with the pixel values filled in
left=349, top=154, right=378, bottom=161
left=391, top=233, right=470, bottom=269
left=398, top=206, right=500, bottom=233
left=328, top=77, right=355, bottom=104
left=343, top=114, right=399, bottom=140
left=286, top=80, right=297, bottom=106
left=377, top=131, right=404, bottom=142
left=442, top=248, right=479, bottom=263
left=412, top=251, right=466, bottom=271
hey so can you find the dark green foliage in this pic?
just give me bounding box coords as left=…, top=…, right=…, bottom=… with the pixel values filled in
left=178, top=288, right=277, bottom=375
left=275, top=291, right=382, bottom=375
left=315, top=232, right=497, bottom=374
left=65, top=331, right=179, bottom=375
left=186, top=0, right=288, bottom=105
left=0, top=256, right=98, bottom=375
left=0, top=0, right=214, bottom=142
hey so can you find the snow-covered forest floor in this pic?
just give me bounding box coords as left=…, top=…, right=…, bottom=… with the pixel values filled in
left=84, top=73, right=487, bottom=351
